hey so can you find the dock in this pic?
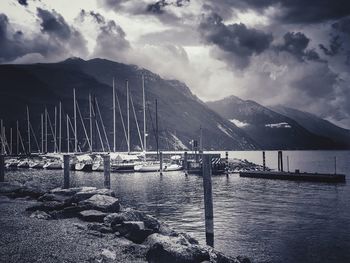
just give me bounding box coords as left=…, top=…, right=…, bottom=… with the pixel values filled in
left=239, top=170, right=346, bottom=183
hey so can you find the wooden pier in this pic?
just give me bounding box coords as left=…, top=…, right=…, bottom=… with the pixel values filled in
left=239, top=170, right=346, bottom=183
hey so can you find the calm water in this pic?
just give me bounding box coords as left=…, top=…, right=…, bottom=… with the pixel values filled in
left=5, top=151, right=350, bottom=263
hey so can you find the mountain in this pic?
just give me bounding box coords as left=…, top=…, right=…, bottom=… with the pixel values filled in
left=271, top=105, right=350, bottom=149
left=0, top=58, right=257, bottom=152
left=207, top=95, right=341, bottom=150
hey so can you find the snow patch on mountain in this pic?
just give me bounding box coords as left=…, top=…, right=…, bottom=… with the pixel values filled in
left=230, top=119, right=249, bottom=128
left=217, top=124, right=233, bottom=138
left=265, top=122, right=292, bottom=128
left=169, top=133, right=188, bottom=150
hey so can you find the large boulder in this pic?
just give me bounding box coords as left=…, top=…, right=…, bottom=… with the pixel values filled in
left=50, top=187, right=94, bottom=196
left=79, top=194, right=120, bottom=213
left=69, top=188, right=115, bottom=203
left=79, top=210, right=108, bottom=222
left=26, top=201, right=67, bottom=212
left=38, top=193, right=71, bottom=203
left=113, top=221, right=153, bottom=243
left=107, top=208, right=160, bottom=232
left=145, top=233, right=209, bottom=263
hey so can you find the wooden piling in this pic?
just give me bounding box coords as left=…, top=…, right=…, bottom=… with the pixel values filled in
left=202, top=154, right=214, bottom=247
left=225, top=151, right=229, bottom=177
left=159, top=151, right=163, bottom=175
left=103, top=154, right=111, bottom=189
left=184, top=151, right=188, bottom=175
left=262, top=151, right=266, bottom=171
left=63, top=155, right=70, bottom=189
left=0, top=155, right=5, bottom=182
left=278, top=151, right=283, bottom=172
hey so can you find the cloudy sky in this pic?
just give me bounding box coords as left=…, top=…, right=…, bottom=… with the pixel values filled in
left=1, top=0, right=350, bottom=128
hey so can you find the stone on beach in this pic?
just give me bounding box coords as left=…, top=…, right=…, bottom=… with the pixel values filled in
left=79, top=209, right=108, bottom=222
left=79, top=194, right=120, bottom=213
left=30, top=210, right=51, bottom=220
left=144, top=233, right=210, bottom=263
left=69, top=188, right=115, bottom=203
left=113, top=221, right=154, bottom=243
left=108, top=208, right=160, bottom=232
left=26, top=201, right=67, bottom=212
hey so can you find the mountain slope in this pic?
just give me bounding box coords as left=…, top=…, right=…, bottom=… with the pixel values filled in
left=207, top=95, right=340, bottom=150
left=0, top=58, right=257, bottom=152
left=271, top=105, right=350, bottom=149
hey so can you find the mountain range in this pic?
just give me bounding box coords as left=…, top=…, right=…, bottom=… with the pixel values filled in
left=0, top=58, right=257, bottom=153
left=207, top=95, right=350, bottom=150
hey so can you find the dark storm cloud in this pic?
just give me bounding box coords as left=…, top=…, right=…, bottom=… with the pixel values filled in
left=319, top=36, right=342, bottom=56
left=37, top=8, right=72, bottom=40
left=277, top=32, right=321, bottom=61
left=18, top=0, right=28, bottom=6
left=0, top=13, right=48, bottom=62
left=199, top=13, right=273, bottom=69
left=204, top=0, right=350, bottom=24
left=146, top=0, right=190, bottom=14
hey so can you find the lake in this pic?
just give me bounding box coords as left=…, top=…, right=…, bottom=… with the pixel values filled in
left=5, top=150, right=350, bottom=263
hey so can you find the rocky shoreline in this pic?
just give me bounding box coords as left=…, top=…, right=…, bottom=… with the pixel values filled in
left=0, top=182, right=251, bottom=263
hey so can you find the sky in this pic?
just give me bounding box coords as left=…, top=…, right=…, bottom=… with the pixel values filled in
left=1, top=0, right=350, bottom=128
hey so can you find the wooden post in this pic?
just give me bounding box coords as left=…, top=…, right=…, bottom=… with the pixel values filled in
left=334, top=156, right=337, bottom=175
left=63, top=155, right=70, bottom=189
left=287, top=156, right=289, bottom=172
left=202, top=154, right=214, bottom=247
left=225, top=151, right=229, bottom=177
left=183, top=151, right=188, bottom=175
left=280, top=151, right=283, bottom=172
left=103, top=154, right=111, bottom=189
left=159, top=151, right=163, bottom=175
left=0, top=155, right=5, bottom=182
left=262, top=151, right=266, bottom=171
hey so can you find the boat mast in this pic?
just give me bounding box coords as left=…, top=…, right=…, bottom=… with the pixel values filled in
left=59, top=101, right=62, bottom=153
left=0, top=120, right=4, bottom=155
left=41, top=114, right=43, bottom=153
left=16, top=120, right=19, bottom=155
left=10, top=127, right=12, bottom=155
left=113, top=78, right=116, bottom=152
left=142, top=74, right=147, bottom=155
left=54, top=106, right=57, bottom=152
left=126, top=80, right=130, bottom=154
left=89, top=92, right=93, bottom=153
left=66, top=114, right=70, bottom=153
left=45, top=108, right=48, bottom=153
left=26, top=105, right=31, bottom=154
left=73, top=88, right=77, bottom=153
left=155, top=99, right=159, bottom=159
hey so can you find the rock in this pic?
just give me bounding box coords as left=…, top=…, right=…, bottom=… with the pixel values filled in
left=15, top=186, right=45, bottom=198
left=113, top=221, right=153, bottom=243
left=30, top=210, right=51, bottom=220
left=26, top=201, right=67, bottom=212
left=0, top=182, right=22, bottom=195
left=87, top=223, right=114, bottom=234
left=145, top=233, right=210, bottom=263
left=69, top=188, right=115, bottom=203
left=79, top=194, right=120, bottom=213
left=236, top=256, right=251, bottom=263
left=108, top=208, right=160, bottom=232
left=73, top=223, right=86, bottom=230
left=79, top=210, right=107, bottom=222
left=121, top=243, right=148, bottom=259
left=50, top=187, right=96, bottom=196
left=38, top=193, right=71, bottom=203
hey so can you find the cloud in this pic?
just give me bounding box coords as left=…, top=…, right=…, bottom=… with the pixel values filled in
left=199, top=13, right=273, bottom=69
left=78, top=10, right=130, bottom=61
left=18, top=0, right=28, bottom=6
left=204, top=0, right=350, bottom=24
left=276, top=32, right=321, bottom=61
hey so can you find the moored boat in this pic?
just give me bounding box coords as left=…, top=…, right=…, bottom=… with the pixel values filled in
left=75, top=154, right=93, bottom=171
left=17, top=159, right=30, bottom=168
left=110, top=153, right=141, bottom=172
left=134, top=161, right=161, bottom=172
left=5, top=158, right=19, bottom=169
left=43, top=159, right=63, bottom=170
left=29, top=159, right=45, bottom=169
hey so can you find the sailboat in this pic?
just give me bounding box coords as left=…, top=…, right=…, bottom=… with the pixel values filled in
left=75, top=154, right=93, bottom=171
